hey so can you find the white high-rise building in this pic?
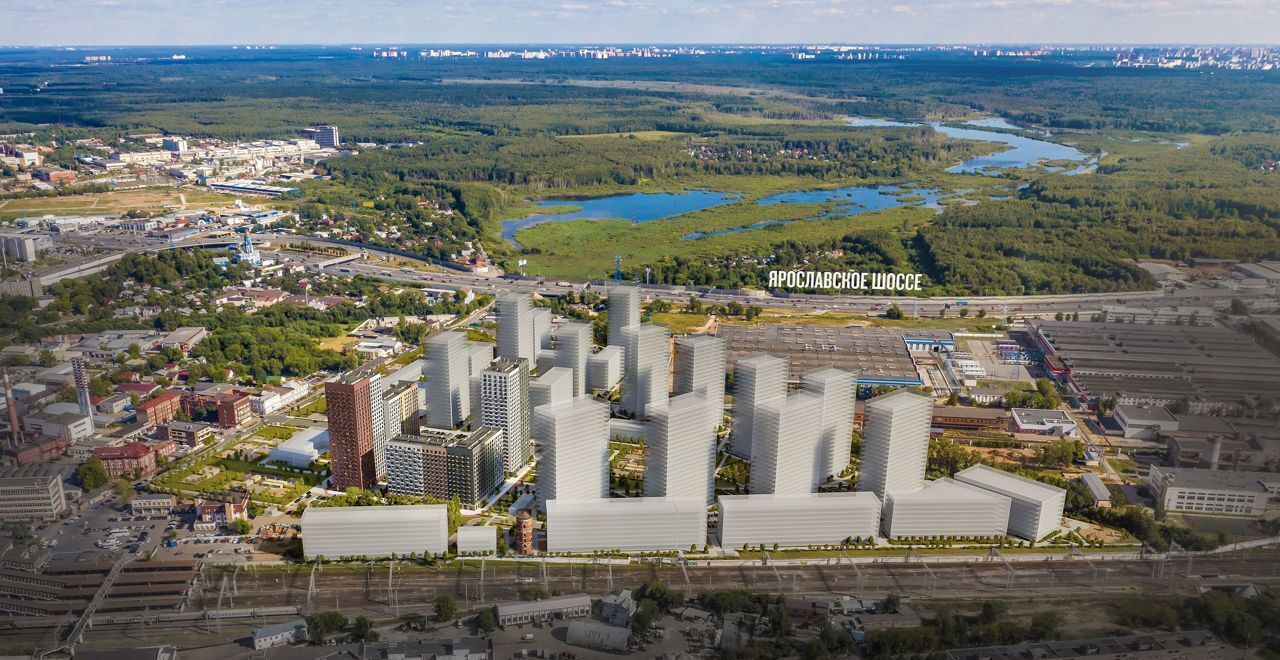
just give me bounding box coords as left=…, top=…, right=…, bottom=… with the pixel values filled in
left=800, top=368, right=857, bottom=481
left=533, top=308, right=553, bottom=354
left=749, top=392, right=824, bottom=495
left=644, top=393, right=720, bottom=503
left=607, top=285, right=642, bottom=347
left=621, top=324, right=670, bottom=418
left=730, top=354, right=788, bottom=460
left=496, top=293, right=536, bottom=367
left=535, top=398, right=610, bottom=503
left=858, top=389, right=933, bottom=498
left=588, top=345, right=622, bottom=392
left=530, top=367, right=575, bottom=413
left=554, top=322, right=593, bottom=395
left=378, top=379, right=419, bottom=480
left=423, top=331, right=471, bottom=429
left=368, top=373, right=386, bottom=478
left=673, top=335, right=726, bottom=412
left=480, top=356, right=532, bottom=473
left=71, top=357, right=95, bottom=436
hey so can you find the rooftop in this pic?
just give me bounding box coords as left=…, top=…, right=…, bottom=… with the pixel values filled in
left=1010, top=408, right=1072, bottom=426
left=954, top=464, right=1066, bottom=503
left=887, top=478, right=1011, bottom=505
left=1149, top=466, right=1275, bottom=492
left=495, top=593, right=592, bottom=617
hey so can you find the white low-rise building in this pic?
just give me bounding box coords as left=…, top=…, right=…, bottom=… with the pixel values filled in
left=882, top=479, right=1012, bottom=539
left=456, top=525, right=498, bottom=555
left=954, top=464, right=1065, bottom=541
left=1147, top=466, right=1275, bottom=517
left=267, top=428, right=328, bottom=468
left=718, top=492, right=881, bottom=549
left=546, top=497, right=706, bottom=553
left=301, top=505, right=448, bottom=559
left=1114, top=404, right=1179, bottom=440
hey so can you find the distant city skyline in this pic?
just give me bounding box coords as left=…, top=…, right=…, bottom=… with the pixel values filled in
left=1, top=0, right=1273, bottom=47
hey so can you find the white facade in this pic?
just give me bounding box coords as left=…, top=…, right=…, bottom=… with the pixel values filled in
left=535, top=398, right=610, bottom=502
left=644, top=393, right=720, bottom=502
left=496, top=293, right=536, bottom=366
left=673, top=335, right=726, bottom=408
left=858, top=390, right=932, bottom=498
left=621, top=324, right=670, bottom=418
left=718, top=492, right=881, bottom=549
left=554, top=322, right=593, bottom=395
left=301, top=505, right=449, bottom=559
left=588, top=345, right=622, bottom=392
left=749, top=392, right=824, bottom=495
left=456, top=525, right=498, bottom=555
left=424, top=331, right=471, bottom=428
left=954, top=464, right=1066, bottom=541
left=731, top=354, right=787, bottom=460
left=1147, top=466, right=1272, bottom=517
left=529, top=367, right=575, bottom=413
left=800, top=368, right=857, bottom=480
left=607, top=286, right=642, bottom=348
left=546, top=497, right=707, bottom=553
left=882, top=479, right=1012, bottom=539
left=480, top=357, right=532, bottom=473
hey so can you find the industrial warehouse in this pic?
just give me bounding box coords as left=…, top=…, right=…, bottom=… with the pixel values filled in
left=1030, top=320, right=1280, bottom=415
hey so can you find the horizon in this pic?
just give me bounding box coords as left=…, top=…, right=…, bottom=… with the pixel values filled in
left=3, top=0, right=1274, bottom=47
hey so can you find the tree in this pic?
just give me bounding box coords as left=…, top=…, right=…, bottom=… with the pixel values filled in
left=434, top=594, right=458, bottom=622
left=305, top=611, right=347, bottom=644
left=230, top=518, right=253, bottom=535
left=883, top=592, right=901, bottom=614
left=78, top=457, right=108, bottom=491
left=885, top=305, right=904, bottom=320
left=476, top=608, right=497, bottom=634
left=114, top=479, right=134, bottom=506
left=1029, top=611, right=1062, bottom=640
left=352, top=616, right=378, bottom=641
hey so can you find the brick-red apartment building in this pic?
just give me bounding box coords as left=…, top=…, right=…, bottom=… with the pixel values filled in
left=136, top=391, right=182, bottom=427
left=326, top=373, right=378, bottom=490
left=93, top=443, right=158, bottom=479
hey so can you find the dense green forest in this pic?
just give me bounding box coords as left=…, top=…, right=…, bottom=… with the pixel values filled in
left=3, top=50, right=1280, bottom=294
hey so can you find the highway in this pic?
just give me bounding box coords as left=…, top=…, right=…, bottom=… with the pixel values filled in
left=52, top=230, right=1275, bottom=318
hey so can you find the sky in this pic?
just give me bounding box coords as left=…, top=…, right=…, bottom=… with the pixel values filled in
left=3, top=0, right=1275, bottom=46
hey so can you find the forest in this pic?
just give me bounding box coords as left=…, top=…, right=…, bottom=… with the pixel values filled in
left=3, top=50, right=1280, bottom=294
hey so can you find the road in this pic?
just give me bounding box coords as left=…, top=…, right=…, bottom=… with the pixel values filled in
left=53, top=231, right=1275, bottom=318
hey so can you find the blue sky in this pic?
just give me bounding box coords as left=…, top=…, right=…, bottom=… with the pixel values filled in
left=4, top=0, right=1273, bottom=46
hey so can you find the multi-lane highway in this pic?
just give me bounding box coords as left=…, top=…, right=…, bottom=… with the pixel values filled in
left=53, top=230, right=1272, bottom=318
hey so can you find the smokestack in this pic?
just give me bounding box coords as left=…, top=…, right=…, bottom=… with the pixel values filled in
left=1206, top=435, right=1222, bottom=471
left=72, top=357, right=96, bottom=435
left=2, top=368, right=22, bottom=450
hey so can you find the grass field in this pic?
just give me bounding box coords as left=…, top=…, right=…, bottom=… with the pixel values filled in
left=316, top=336, right=358, bottom=352
left=514, top=199, right=933, bottom=281
left=0, top=187, right=237, bottom=221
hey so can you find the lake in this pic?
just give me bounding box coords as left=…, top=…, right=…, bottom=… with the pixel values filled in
left=500, top=190, right=739, bottom=245
left=845, top=117, right=1092, bottom=174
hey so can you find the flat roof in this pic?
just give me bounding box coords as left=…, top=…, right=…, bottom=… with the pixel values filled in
left=954, top=464, right=1065, bottom=503
left=1010, top=408, right=1072, bottom=426
left=717, top=324, right=928, bottom=384
left=495, top=593, right=591, bottom=617
left=301, top=504, right=447, bottom=524
left=887, top=478, right=1010, bottom=505
left=1150, top=466, right=1273, bottom=493
left=1080, top=472, right=1111, bottom=501
left=1116, top=404, right=1178, bottom=425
